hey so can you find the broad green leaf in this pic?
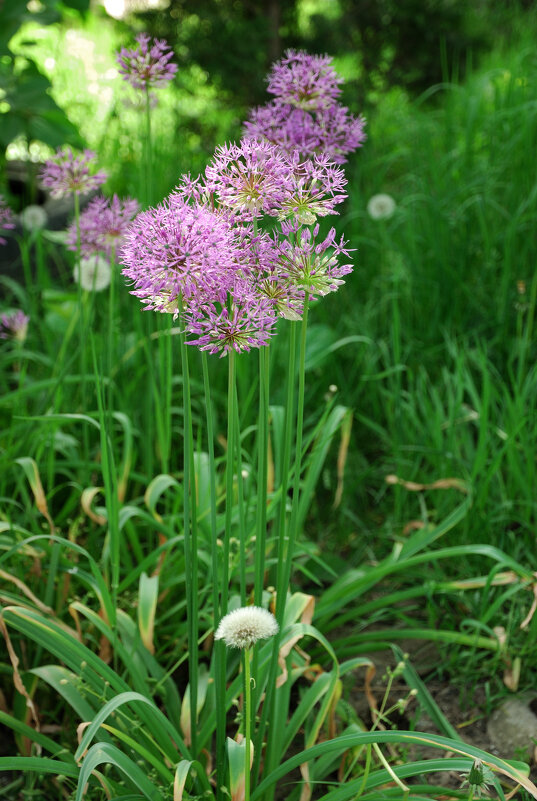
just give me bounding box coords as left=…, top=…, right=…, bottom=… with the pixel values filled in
left=75, top=742, right=162, bottom=801
left=138, top=572, right=159, bottom=654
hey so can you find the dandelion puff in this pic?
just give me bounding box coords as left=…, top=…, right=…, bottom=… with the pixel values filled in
left=214, top=606, right=278, bottom=649
left=20, top=205, right=47, bottom=231
left=367, top=193, right=396, bottom=221
left=74, top=255, right=111, bottom=292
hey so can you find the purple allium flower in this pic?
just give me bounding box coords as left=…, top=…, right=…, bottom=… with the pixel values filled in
left=116, top=33, right=178, bottom=91
left=185, top=276, right=278, bottom=357
left=204, top=139, right=294, bottom=221
left=120, top=193, right=242, bottom=315
left=278, top=153, right=348, bottom=224
left=0, top=196, right=15, bottom=245
left=266, top=49, right=343, bottom=111
left=274, top=224, right=354, bottom=298
left=1, top=310, right=29, bottom=343
left=246, top=232, right=305, bottom=320
left=244, top=50, right=366, bottom=164
left=40, top=148, right=107, bottom=199
left=66, top=194, right=140, bottom=258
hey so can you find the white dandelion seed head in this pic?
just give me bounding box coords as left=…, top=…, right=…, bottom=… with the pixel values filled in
left=214, top=606, right=279, bottom=649
left=20, top=205, right=47, bottom=231
left=367, top=193, right=396, bottom=221
left=74, top=255, right=111, bottom=292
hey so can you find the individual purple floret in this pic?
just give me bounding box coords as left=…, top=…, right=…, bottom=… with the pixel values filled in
left=244, top=49, right=366, bottom=164
left=120, top=193, right=242, bottom=315
left=66, top=195, right=140, bottom=258
left=116, top=33, right=178, bottom=91
left=266, top=49, right=343, bottom=111
left=185, top=277, right=278, bottom=357
left=0, top=196, right=15, bottom=245
left=204, top=139, right=294, bottom=221
left=0, top=310, right=29, bottom=343
left=40, top=148, right=107, bottom=199
left=274, top=223, right=354, bottom=298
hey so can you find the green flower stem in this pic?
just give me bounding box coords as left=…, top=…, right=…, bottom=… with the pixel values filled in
left=253, top=323, right=297, bottom=786
left=278, top=298, right=309, bottom=619
left=179, top=326, right=198, bottom=755
left=243, top=646, right=252, bottom=801
left=254, top=345, right=270, bottom=605
left=201, top=352, right=225, bottom=801
left=74, top=192, right=90, bottom=469
left=144, top=87, right=153, bottom=206
left=155, top=315, right=172, bottom=473
left=107, top=245, right=117, bottom=413
left=223, top=350, right=236, bottom=617
left=234, top=378, right=246, bottom=606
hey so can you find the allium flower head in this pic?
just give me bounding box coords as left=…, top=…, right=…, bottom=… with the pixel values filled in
left=275, top=224, right=353, bottom=298
left=20, top=204, right=47, bottom=231
left=116, top=33, right=178, bottom=91
left=67, top=194, right=140, bottom=258
left=0, top=310, right=29, bottom=343
left=267, top=49, right=342, bottom=111
left=214, top=606, right=279, bottom=649
left=0, top=196, right=15, bottom=245
left=40, top=148, right=107, bottom=199
left=244, top=50, right=366, bottom=164
left=278, top=153, right=347, bottom=225
left=185, top=277, right=278, bottom=357
left=367, top=193, right=396, bottom=221
left=74, top=255, right=111, bottom=292
left=205, top=139, right=293, bottom=221
left=120, top=193, right=242, bottom=313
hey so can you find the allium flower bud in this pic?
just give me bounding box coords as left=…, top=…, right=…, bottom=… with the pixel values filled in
left=215, top=606, right=278, bottom=649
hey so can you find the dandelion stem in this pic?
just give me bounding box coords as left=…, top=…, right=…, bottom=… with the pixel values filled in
left=243, top=647, right=252, bottom=801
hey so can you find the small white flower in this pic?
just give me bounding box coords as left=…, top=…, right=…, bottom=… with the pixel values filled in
left=74, top=255, right=111, bottom=292
left=215, top=606, right=278, bottom=649
left=367, top=193, right=396, bottom=221
left=19, top=204, right=47, bottom=231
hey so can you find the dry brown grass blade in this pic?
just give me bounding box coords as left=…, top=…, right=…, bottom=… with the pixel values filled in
left=385, top=473, right=469, bottom=494
left=0, top=611, right=40, bottom=734
left=333, top=410, right=353, bottom=509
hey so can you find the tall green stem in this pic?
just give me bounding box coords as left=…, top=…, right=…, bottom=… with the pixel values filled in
left=202, top=352, right=225, bottom=801
left=254, top=345, right=270, bottom=604
left=277, top=299, right=309, bottom=616
left=179, top=328, right=198, bottom=755
left=253, top=324, right=297, bottom=784
left=144, top=87, right=153, bottom=206
left=223, top=351, right=236, bottom=617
